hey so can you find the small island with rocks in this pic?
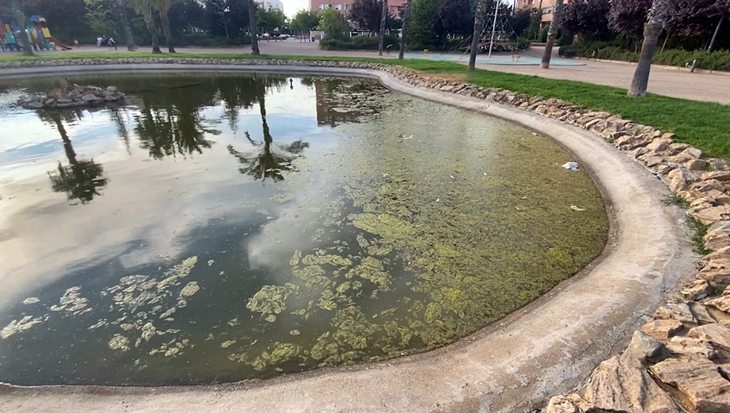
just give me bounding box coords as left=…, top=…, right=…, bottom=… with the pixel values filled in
left=18, top=85, right=125, bottom=110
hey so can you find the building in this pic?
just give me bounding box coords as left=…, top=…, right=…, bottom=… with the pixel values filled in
left=256, top=0, right=284, bottom=12
left=516, top=0, right=556, bottom=28
left=309, top=0, right=406, bottom=16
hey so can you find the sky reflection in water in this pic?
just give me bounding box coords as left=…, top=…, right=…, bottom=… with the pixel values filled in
left=0, top=74, right=607, bottom=385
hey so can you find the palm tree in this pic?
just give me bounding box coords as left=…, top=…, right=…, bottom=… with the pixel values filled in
left=540, top=0, right=564, bottom=69
left=228, top=79, right=308, bottom=182
left=10, top=0, right=34, bottom=56
left=398, top=1, right=410, bottom=60
left=468, top=0, right=488, bottom=71
left=152, top=0, right=178, bottom=53
left=378, top=0, right=388, bottom=56
left=628, top=0, right=670, bottom=97
left=130, top=0, right=162, bottom=53
left=134, top=89, right=219, bottom=160
left=248, top=0, right=260, bottom=55
left=46, top=113, right=109, bottom=205
left=115, top=0, right=138, bottom=51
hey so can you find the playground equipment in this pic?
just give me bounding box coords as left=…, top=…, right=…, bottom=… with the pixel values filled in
left=30, top=15, right=72, bottom=50
left=0, top=14, right=71, bottom=52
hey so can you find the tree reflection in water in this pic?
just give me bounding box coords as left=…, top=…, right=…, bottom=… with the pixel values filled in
left=43, top=112, right=109, bottom=205
left=228, top=78, right=308, bottom=182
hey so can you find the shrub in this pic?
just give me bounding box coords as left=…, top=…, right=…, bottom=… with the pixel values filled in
left=320, top=34, right=400, bottom=51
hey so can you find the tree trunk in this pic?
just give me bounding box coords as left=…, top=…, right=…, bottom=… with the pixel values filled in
left=10, top=0, right=34, bottom=56
left=143, top=12, right=162, bottom=54
left=159, top=10, right=175, bottom=53
left=540, top=0, right=563, bottom=69
left=249, top=0, right=260, bottom=55
left=628, top=0, right=667, bottom=97
left=117, top=0, right=137, bottom=51
left=378, top=0, right=388, bottom=56
left=469, top=0, right=488, bottom=71
left=398, top=1, right=410, bottom=60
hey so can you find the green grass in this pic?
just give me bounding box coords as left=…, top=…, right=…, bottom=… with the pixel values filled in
left=2, top=52, right=729, bottom=158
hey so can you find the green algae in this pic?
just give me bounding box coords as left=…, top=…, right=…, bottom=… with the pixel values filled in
left=246, top=284, right=301, bottom=317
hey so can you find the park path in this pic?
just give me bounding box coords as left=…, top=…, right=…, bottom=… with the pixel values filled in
left=32, top=41, right=730, bottom=105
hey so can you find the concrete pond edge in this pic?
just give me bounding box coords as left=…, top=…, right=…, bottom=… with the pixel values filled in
left=0, top=58, right=726, bottom=413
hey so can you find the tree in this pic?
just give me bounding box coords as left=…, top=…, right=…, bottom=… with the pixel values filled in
left=349, top=0, right=381, bottom=32
left=152, top=0, right=179, bottom=52
left=468, top=0, right=488, bottom=70
left=228, top=79, right=308, bottom=182
left=628, top=0, right=670, bottom=97
left=561, top=0, right=611, bottom=44
left=399, top=0, right=410, bottom=59
left=378, top=0, right=388, bottom=55
left=114, top=0, right=137, bottom=50
left=129, top=0, right=161, bottom=53
left=317, top=8, right=350, bottom=40
left=541, top=0, right=563, bottom=69
left=83, top=0, right=117, bottom=38
left=407, top=0, right=440, bottom=50
left=666, top=0, right=730, bottom=45
left=9, top=0, right=34, bottom=56
left=248, top=0, right=259, bottom=54
left=257, top=5, right=286, bottom=35
left=510, top=8, right=533, bottom=38
left=290, top=9, right=319, bottom=38
left=609, top=0, right=652, bottom=46
left=45, top=113, right=109, bottom=205
left=435, top=0, right=473, bottom=39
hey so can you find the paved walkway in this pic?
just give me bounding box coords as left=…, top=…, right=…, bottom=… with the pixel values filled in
left=13, top=42, right=730, bottom=104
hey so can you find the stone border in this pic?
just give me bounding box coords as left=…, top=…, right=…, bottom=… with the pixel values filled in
left=0, top=59, right=712, bottom=412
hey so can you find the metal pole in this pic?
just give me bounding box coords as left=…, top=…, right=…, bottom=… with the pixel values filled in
left=487, top=2, right=499, bottom=58
left=708, top=12, right=725, bottom=53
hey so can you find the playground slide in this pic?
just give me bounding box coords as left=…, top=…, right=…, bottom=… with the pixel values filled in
left=50, top=36, right=72, bottom=51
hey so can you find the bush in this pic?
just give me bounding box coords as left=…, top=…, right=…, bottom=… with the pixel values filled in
left=320, top=34, right=400, bottom=51
left=558, top=44, right=584, bottom=57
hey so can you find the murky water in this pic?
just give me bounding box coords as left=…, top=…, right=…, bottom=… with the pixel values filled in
left=0, top=74, right=607, bottom=386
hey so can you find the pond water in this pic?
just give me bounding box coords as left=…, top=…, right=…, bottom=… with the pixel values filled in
left=0, top=73, right=607, bottom=386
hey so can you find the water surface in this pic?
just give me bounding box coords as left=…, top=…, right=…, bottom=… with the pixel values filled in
left=0, top=74, right=607, bottom=385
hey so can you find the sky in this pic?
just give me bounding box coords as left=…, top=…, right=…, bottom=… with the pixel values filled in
left=282, top=0, right=310, bottom=18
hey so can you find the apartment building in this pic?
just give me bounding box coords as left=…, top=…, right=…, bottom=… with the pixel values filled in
left=516, top=0, right=556, bottom=28
left=309, top=0, right=406, bottom=16
left=256, top=0, right=284, bottom=12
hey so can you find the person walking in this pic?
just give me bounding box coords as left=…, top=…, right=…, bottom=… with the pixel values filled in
left=108, top=37, right=117, bottom=50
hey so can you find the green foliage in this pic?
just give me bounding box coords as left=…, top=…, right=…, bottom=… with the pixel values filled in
left=318, top=8, right=350, bottom=40
left=290, top=10, right=320, bottom=32
left=320, top=34, right=400, bottom=50
left=257, top=5, right=287, bottom=34
left=84, top=0, right=119, bottom=36
left=407, top=0, right=440, bottom=50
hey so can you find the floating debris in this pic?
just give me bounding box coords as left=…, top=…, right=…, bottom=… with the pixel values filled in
left=22, top=297, right=40, bottom=305
left=50, top=286, right=90, bottom=315
left=570, top=205, right=586, bottom=212
left=221, top=340, right=236, bottom=348
left=562, top=162, right=580, bottom=172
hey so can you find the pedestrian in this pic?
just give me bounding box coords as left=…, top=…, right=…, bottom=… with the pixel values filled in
left=97, top=35, right=102, bottom=47
left=74, top=39, right=80, bottom=49
left=108, top=36, right=117, bottom=50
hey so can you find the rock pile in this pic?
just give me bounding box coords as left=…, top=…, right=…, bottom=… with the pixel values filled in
left=3, top=58, right=730, bottom=411
left=17, top=85, right=124, bottom=109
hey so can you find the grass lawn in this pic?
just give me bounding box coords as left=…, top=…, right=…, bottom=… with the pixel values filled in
left=2, top=51, right=729, bottom=159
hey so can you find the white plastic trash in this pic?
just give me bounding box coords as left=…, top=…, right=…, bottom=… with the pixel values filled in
left=562, top=162, right=580, bottom=171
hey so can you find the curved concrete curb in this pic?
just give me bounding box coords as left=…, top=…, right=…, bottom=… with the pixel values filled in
left=0, top=65, right=697, bottom=413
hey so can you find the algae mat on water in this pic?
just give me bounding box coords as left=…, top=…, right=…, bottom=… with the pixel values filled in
left=0, top=76, right=607, bottom=385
